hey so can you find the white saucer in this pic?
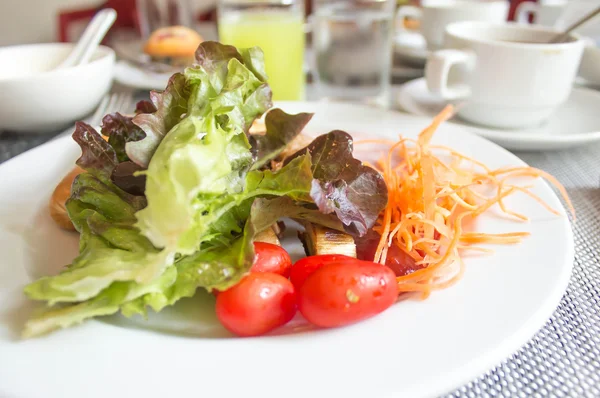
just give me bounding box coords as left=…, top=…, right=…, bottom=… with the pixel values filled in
left=396, top=78, right=600, bottom=151
left=114, top=60, right=172, bottom=91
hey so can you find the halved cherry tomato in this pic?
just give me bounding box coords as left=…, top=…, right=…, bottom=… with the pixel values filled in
left=289, top=254, right=356, bottom=290
left=251, top=242, right=292, bottom=277
left=216, top=272, right=296, bottom=337
left=298, top=261, right=397, bottom=328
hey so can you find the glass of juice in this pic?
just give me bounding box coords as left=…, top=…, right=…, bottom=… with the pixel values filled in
left=218, top=0, right=306, bottom=101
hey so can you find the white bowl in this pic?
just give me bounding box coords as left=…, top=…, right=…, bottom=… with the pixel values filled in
left=0, top=43, right=115, bottom=133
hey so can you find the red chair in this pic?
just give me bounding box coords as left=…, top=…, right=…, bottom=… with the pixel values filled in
left=58, top=0, right=217, bottom=43
left=509, top=0, right=536, bottom=21
left=58, top=0, right=141, bottom=43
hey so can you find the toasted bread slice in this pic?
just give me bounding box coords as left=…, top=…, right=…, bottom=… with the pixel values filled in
left=49, top=167, right=84, bottom=231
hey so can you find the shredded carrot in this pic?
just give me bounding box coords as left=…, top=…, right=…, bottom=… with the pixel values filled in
left=362, top=105, right=574, bottom=295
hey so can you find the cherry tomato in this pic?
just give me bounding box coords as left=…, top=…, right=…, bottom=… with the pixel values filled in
left=251, top=242, right=292, bottom=277
left=213, top=243, right=292, bottom=297
left=289, top=254, right=357, bottom=290
left=216, top=272, right=296, bottom=337
left=298, top=261, right=397, bottom=328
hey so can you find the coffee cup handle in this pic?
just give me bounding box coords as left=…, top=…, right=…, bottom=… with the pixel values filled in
left=396, top=6, right=423, bottom=35
left=515, top=2, right=539, bottom=25
left=425, top=49, right=475, bottom=100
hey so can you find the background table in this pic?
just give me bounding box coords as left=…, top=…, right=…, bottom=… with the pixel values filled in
left=1, top=96, right=599, bottom=397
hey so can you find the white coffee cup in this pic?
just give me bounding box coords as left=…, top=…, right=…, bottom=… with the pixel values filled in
left=516, top=0, right=568, bottom=27
left=425, top=21, right=584, bottom=129
left=396, top=0, right=509, bottom=50
left=579, top=38, right=600, bottom=86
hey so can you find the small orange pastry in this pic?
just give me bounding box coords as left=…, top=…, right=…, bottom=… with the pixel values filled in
left=143, top=25, right=203, bottom=66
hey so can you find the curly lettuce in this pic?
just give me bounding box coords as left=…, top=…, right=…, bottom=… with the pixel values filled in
left=135, top=44, right=272, bottom=255
left=22, top=41, right=387, bottom=338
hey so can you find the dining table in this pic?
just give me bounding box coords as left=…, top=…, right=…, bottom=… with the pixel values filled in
left=1, top=84, right=599, bottom=398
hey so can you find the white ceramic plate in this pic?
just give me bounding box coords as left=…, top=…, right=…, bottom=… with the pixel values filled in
left=114, top=60, right=173, bottom=91
left=396, top=78, right=600, bottom=151
left=112, top=22, right=219, bottom=91
left=0, top=102, right=573, bottom=398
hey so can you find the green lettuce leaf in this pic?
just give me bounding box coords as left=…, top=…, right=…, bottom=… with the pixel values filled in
left=239, top=47, right=268, bottom=82
left=24, top=172, right=169, bottom=304
left=118, top=234, right=256, bottom=319
left=22, top=41, right=388, bottom=338
left=135, top=100, right=157, bottom=114
left=100, top=113, right=146, bottom=163
left=135, top=42, right=272, bottom=255
left=26, top=123, right=162, bottom=304
left=111, top=161, right=146, bottom=196
left=72, top=122, right=118, bottom=179
left=115, top=194, right=339, bottom=319
left=25, top=42, right=273, bottom=306
left=286, top=130, right=388, bottom=236
left=248, top=196, right=345, bottom=232
left=22, top=266, right=178, bottom=338
left=171, top=194, right=346, bottom=294
left=126, top=73, right=191, bottom=167
left=22, top=149, right=365, bottom=336
left=199, top=154, right=314, bottom=246
left=250, top=108, right=313, bottom=170
left=22, top=195, right=275, bottom=337
left=73, top=120, right=147, bottom=197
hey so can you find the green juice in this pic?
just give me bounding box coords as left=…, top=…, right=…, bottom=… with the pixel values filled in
left=219, top=11, right=306, bottom=101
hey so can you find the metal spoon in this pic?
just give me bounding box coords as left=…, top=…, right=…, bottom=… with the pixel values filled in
left=57, top=8, right=117, bottom=69
left=550, top=6, right=600, bottom=44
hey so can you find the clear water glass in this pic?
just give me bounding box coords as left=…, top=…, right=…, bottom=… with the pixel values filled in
left=312, top=0, right=395, bottom=107
left=136, top=0, right=195, bottom=39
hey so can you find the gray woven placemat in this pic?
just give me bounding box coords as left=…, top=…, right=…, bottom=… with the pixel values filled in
left=0, top=132, right=59, bottom=164
left=1, top=131, right=599, bottom=398
left=445, top=148, right=600, bottom=398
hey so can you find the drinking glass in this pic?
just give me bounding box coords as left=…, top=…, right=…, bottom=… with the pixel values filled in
left=136, top=0, right=195, bottom=39
left=218, top=0, right=306, bottom=101
left=312, top=0, right=395, bottom=107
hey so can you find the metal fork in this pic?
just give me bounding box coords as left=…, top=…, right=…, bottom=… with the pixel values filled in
left=88, top=91, right=134, bottom=127
left=54, top=91, right=134, bottom=139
